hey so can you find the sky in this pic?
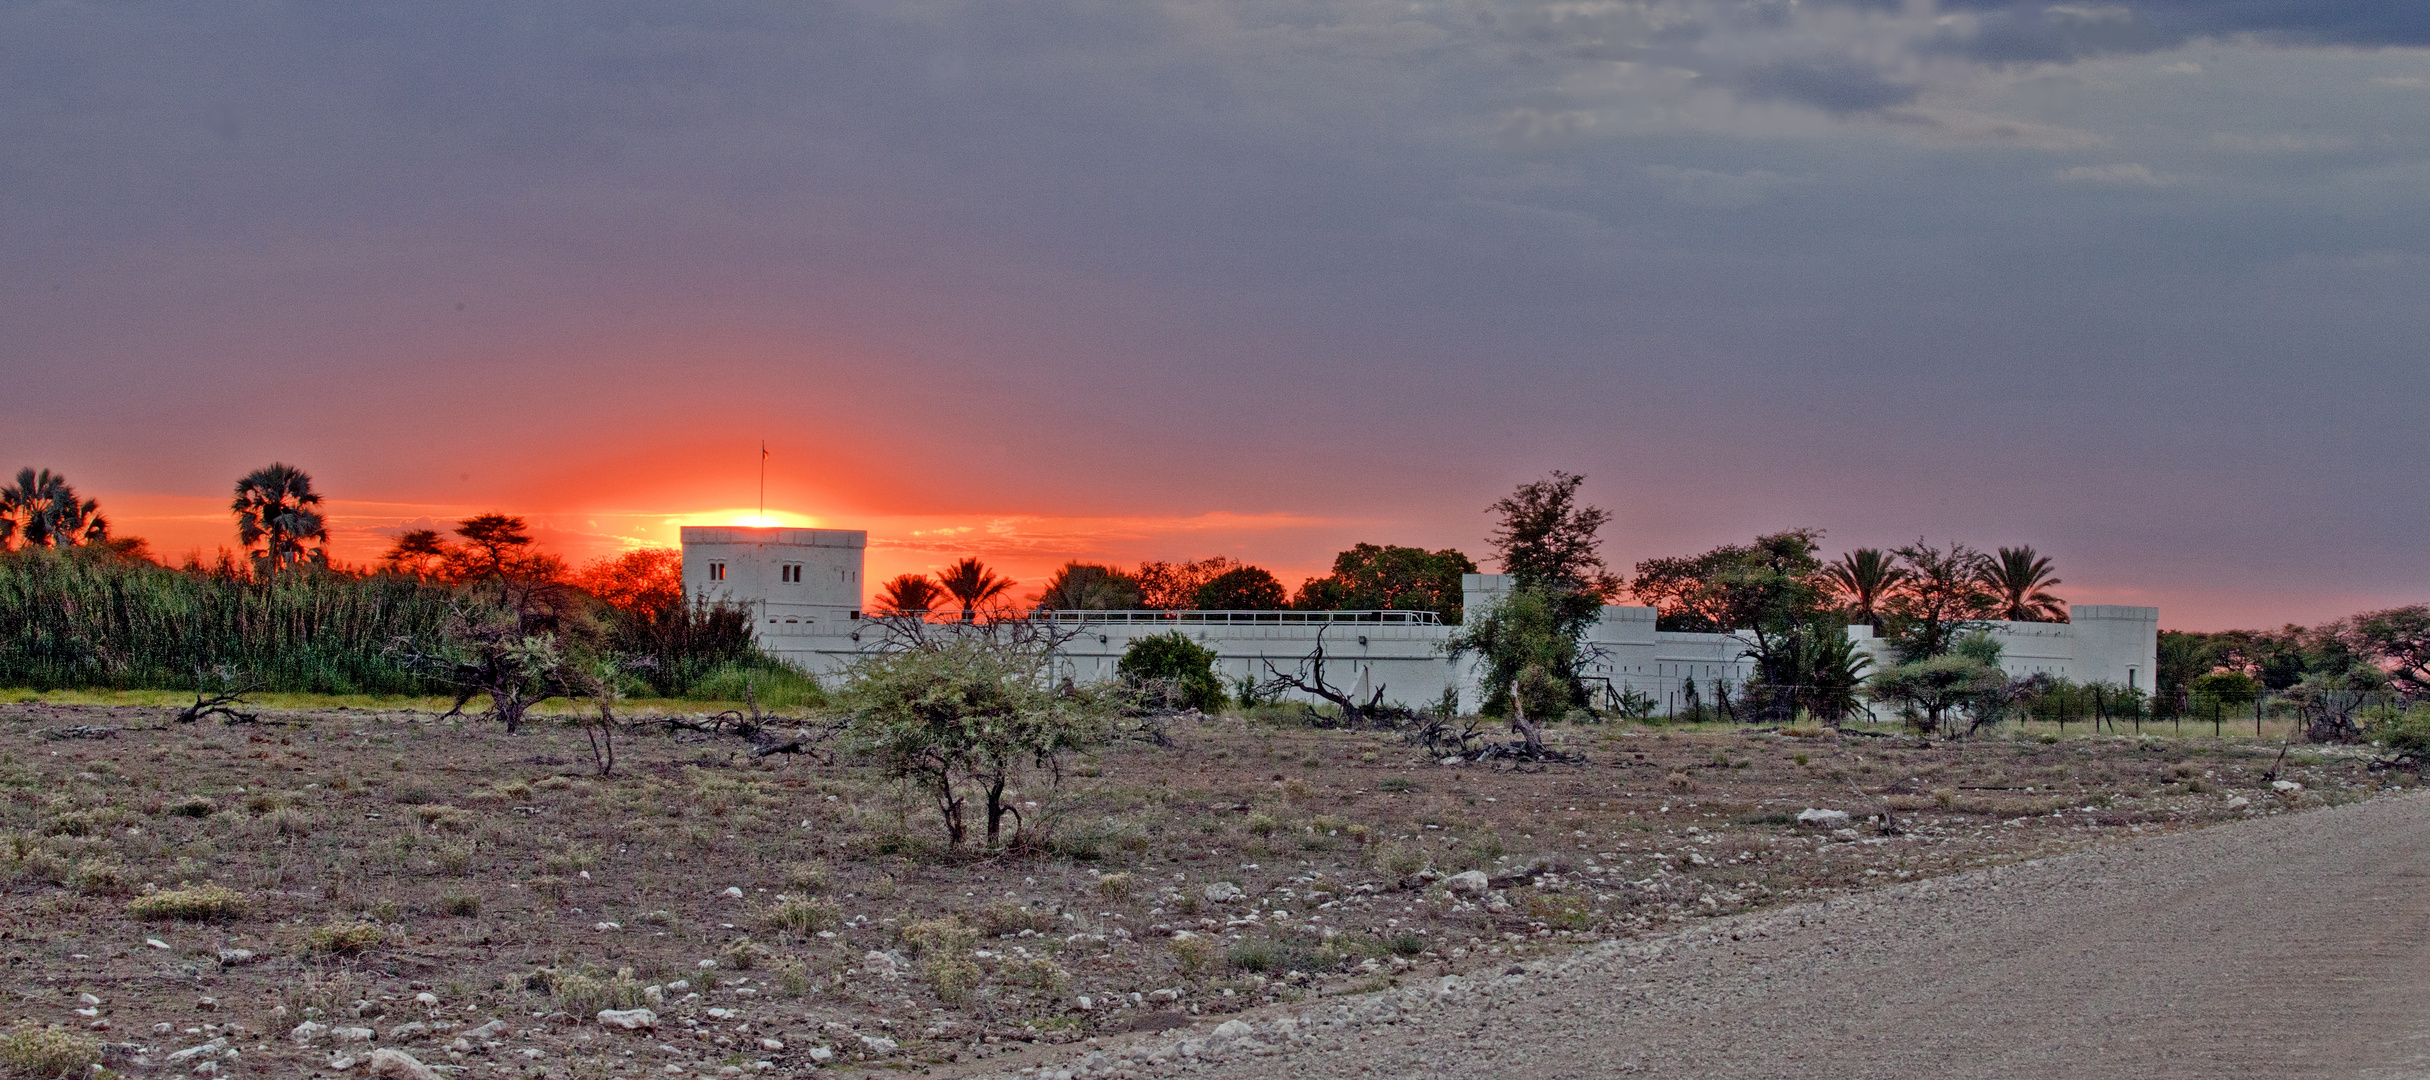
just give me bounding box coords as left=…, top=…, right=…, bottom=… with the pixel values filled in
left=6, top=1, right=2429, bottom=630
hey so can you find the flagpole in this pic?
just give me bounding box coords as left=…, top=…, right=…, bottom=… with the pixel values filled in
left=759, top=440, right=767, bottom=524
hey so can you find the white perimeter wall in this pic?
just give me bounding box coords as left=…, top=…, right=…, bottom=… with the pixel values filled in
left=679, top=536, right=2157, bottom=713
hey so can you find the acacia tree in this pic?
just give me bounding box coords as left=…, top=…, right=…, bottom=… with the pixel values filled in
left=1487, top=471, right=1621, bottom=605
left=447, top=513, right=562, bottom=581
left=1885, top=540, right=1996, bottom=661
left=2352, top=605, right=2430, bottom=699
left=1824, top=549, right=1906, bottom=631
left=935, top=558, right=1015, bottom=623
left=838, top=636, right=1103, bottom=847
left=232, top=463, right=327, bottom=574
left=381, top=529, right=449, bottom=578
left=1981, top=546, right=2067, bottom=622
left=1868, top=632, right=2008, bottom=737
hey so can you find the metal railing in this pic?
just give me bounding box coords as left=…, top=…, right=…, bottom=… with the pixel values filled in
left=870, top=608, right=1441, bottom=626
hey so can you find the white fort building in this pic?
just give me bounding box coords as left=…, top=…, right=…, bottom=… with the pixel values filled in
left=682, top=526, right=2158, bottom=716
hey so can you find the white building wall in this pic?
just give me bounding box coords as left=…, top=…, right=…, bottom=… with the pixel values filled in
left=682, top=537, right=2159, bottom=711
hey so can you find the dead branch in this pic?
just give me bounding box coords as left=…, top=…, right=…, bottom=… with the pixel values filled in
left=176, top=667, right=261, bottom=725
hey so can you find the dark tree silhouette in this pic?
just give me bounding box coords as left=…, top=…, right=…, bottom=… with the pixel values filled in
left=1826, top=548, right=1908, bottom=630
left=1980, top=546, right=2067, bottom=622
left=874, top=573, right=947, bottom=615
left=231, top=463, right=326, bottom=573
left=935, top=558, right=1015, bottom=623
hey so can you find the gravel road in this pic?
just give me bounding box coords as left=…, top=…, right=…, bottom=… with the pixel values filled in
left=979, top=793, right=2430, bottom=1080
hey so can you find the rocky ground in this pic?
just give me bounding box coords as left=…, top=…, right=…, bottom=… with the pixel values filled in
left=957, top=791, right=2430, bottom=1080
left=0, top=699, right=2405, bottom=1078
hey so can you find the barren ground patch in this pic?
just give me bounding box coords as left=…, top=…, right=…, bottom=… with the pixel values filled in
left=0, top=701, right=2402, bottom=1078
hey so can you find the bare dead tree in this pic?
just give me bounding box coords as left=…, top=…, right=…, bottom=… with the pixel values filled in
left=175, top=666, right=261, bottom=725
left=1255, top=624, right=1415, bottom=729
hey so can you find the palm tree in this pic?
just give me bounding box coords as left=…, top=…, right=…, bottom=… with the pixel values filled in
left=1824, top=548, right=1907, bottom=630
left=232, top=463, right=328, bottom=575
left=1981, top=546, right=2067, bottom=622
left=934, top=557, right=1014, bottom=623
left=1034, top=562, right=1142, bottom=611
left=1, top=468, right=107, bottom=549
left=872, top=573, right=946, bottom=615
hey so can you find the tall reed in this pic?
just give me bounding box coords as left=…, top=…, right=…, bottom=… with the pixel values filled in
left=0, top=548, right=455, bottom=693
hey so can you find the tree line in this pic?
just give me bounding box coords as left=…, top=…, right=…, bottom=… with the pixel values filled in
left=0, top=463, right=791, bottom=705
left=870, top=544, right=1480, bottom=625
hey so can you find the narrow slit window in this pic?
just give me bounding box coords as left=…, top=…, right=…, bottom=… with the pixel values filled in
left=708, top=562, right=726, bottom=581
left=781, top=564, right=802, bottom=583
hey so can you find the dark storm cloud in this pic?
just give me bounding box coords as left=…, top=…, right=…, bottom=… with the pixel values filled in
left=1930, top=1, right=2430, bottom=63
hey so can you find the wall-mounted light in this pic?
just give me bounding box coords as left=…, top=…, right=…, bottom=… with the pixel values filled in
left=1357, top=635, right=1369, bottom=646
left=1099, top=635, right=1110, bottom=644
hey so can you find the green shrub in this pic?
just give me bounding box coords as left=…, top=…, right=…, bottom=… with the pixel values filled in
left=303, top=922, right=384, bottom=954
left=537, top=967, right=644, bottom=1013
left=1115, top=632, right=1226, bottom=712
left=756, top=897, right=840, bottom=935
left=126, top=884, right=246, bottom=921
left=0, top=1023, right=103, bottom=1078
left=684, top=659, right=826, bottom=708
left=439, top=891, right=481, bottom=917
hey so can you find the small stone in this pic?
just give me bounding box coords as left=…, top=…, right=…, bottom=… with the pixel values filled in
left=196, top=996, right=219, bottom=1011
left=464, top=1019, right=507, bottom=1040
left=291, top=1021, right=332, bottom=1044
left=413, top=993, right=437, bottom=1007
left=167, top=1038, right=229, bottom=1064
left=1444, top=871, right=1490, bottom=896
left=592, top=922, right=620, bottom=931
left=807, top=1047, right=835, bottom=1063
left=330, top=1053, right=359, bottom=1071
left=1795, top=808, right=1852, bottom=829
left=332, top=1026, right=376, bottom=1043
left=78, top=993, right=101, bottom=1006
left=366, top=1047, right=446, bottom=1080
left=1830, top=828, right=1861, bottom=841
left=387, top=1021, right=429, bottom=1041
left=758, top=1038, right=784, bottom=1051
left=144, top=937, right=171, bottom=950
left=722, top=886, right=745, bottom=898
left=2226, top=795, right=2252, bottom=809
left=1076, top=995, right=1094, bottom=1011
left=1202, top=881, right=1245, bottom=904
left=859, top=1034, right=898, bottom=1055
left=2273, top=780, right=2304, bottom=793
left=216, top=948, right=255, bottom=966
left=597, top=1008, right=657, bottom=1031
left=1206, top=1019, right=1257, bottom=1049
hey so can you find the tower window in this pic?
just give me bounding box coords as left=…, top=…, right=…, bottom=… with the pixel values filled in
left=708, top=562, right=726, bottom=581
left=781, top=564, right=802, bottom=583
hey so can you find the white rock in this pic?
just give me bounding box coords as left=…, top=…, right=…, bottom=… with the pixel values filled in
left=1443, top=871, right=1490, bottom=896
left=332, top=1026, right=375, bottom=1043
left=386, top=1021, right=429, bottom=1041
left=722, top=886, right=745, bottom=898
left=167, top=1038, right=229, bottom=1063
left=144, top=937, right=171, bottom=950
left=413, top=992, right=438, bottom=1007
left=78, top=993, right=101, bottom=1006
left=642, top=985, right=665, bottom=1007
left=2273, top=780, right=2304, bottom=792
left=330, top=1053, right=359, bottom=1071
left=759, top=1038, right=784, bottom=1051
left=290, top=1021, right=331, bottom=1044
left=596, top=1008, right=657, bottom=1031
left=1202, top=881, right=1245, bottom=904
left=1206, top=1019, right=1257, bottom=1048
left=216, top=948, right=255, bottom=966
left=592, top=922, right=619, bottom=931
left=366, top=1047, right=446, bottom=1080
left=1075, top=995, right=1094, bottom=1011
left=807, top=1047, right=835, bottom=1063
left=1830, top=827, right=1861, bottom=841
left=1795, top=808, right=1852, bottom=829
left=2226, top=795, right=2252, bottom=809
left=464, top=1019, right=507, bottom=1040
left=859, top=1034, right=898, bottom=1055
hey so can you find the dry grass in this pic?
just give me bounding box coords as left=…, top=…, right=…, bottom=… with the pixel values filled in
left=0, top=1023, right=103, bottom=1078
left=0, top=699, right=2399, bottom=1075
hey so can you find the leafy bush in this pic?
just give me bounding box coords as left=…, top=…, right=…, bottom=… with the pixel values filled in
left=683, top=658, right=826, bottom=708
left=0, top=1023, right=103, bottom=1078
left=126, top=884, right=246, bottom=921
left=538, top=967, right=644, bottom=1013
left=303, top=922, right=384, bottom=954
left=1114, top=632, right=1225, bottom=712
left=756, top=897, right=840, bottom=935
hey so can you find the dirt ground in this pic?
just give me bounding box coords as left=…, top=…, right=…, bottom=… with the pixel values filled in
left=0, top=700, right=2406, bottom=1078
